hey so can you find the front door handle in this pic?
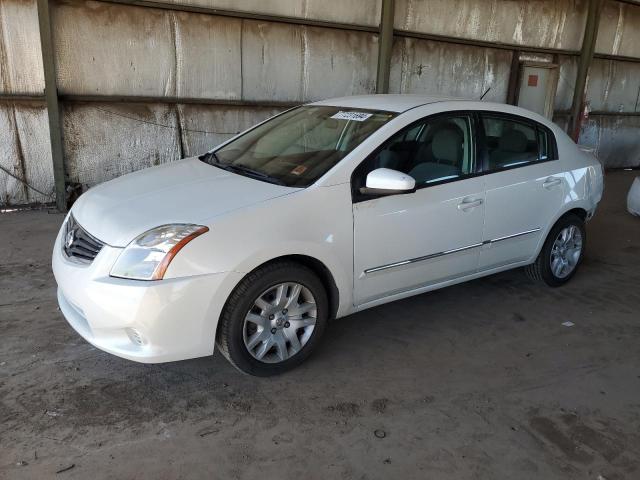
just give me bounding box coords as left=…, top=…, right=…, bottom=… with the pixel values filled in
left=457, top=198, right=483, bottom=211
left=543, top=177, right=562, bottom=189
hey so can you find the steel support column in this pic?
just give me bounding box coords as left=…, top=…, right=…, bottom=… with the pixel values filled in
left=569, top=0, right=603, bottom=141
left=506, top=50, right=521, bottom=105
left=37, top=0, right=67, bottom=212
left=376, top=0, right=395, bottom=94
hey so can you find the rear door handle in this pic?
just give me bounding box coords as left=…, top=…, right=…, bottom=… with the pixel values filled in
left=543, top=177, right=562, bottom=189
left=457, top=198, right=483, bottom=211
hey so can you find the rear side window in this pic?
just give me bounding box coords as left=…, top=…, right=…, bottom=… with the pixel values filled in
left=482, top=116, right=539, bottom=170
left=538, top=128, right=550, bottom=161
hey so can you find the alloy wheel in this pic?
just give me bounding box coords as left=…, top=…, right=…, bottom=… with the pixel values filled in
left=242, top=282, right=317, bottom=363
left=550, top=225, right=583, bottom=279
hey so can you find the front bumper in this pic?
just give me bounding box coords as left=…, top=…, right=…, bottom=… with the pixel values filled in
left=52, top=221, right=242, bottom=363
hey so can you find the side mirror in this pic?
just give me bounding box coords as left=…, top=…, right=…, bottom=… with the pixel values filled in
left=360, top=168, right=416, bottom=196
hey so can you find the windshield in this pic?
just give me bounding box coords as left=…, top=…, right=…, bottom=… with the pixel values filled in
left=202, top=106, right=396, bottom=187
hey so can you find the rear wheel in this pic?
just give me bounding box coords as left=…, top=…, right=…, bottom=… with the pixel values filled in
left=216, top=261, right=328, bottom=376
left=525, top=213, right=586, bottom=287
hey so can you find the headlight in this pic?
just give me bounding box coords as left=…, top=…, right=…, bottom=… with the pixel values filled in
left=110, top=224, right=209, bottom=280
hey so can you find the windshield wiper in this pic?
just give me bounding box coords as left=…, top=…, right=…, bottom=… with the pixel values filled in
left=224, top=164, right=286, bottom=186
left=199, top=151, right=285, bottom=186
left=198, top=151, right=220, bottom=165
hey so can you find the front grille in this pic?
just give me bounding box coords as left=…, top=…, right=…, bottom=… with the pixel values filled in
left=62, top=214, right=104, bottom=263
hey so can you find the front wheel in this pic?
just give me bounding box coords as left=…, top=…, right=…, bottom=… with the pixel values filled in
left=525, top=213, right=586, bottom=287
left=216, top=261, right=328, bottom=376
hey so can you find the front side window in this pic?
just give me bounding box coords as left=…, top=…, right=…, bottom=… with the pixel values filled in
left=204, top=106, right=396, bottom=187
left=353, top=114, right=474, bottom=194
left=482, top=116, right=540, bottom=170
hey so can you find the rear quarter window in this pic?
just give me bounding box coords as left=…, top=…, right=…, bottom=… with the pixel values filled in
left=482, top=116, right=539, bottom=169
left=480, top=113, right=558, bottom=171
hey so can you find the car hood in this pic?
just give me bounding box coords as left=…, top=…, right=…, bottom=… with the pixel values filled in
left=71, top=157, right=299, bottom=247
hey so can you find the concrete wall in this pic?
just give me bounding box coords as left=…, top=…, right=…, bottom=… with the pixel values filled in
left=1, top=0, right=640, bottom=207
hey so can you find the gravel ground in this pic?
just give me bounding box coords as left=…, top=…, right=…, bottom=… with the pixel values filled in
left=1, top=170, right=639, bottom=480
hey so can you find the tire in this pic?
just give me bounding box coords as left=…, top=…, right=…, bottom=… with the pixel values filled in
left=525, top=213, right=586, bottom=287
left=216, top=261, right=328, bottom=376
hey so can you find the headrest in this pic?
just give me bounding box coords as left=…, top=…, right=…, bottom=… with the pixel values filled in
left=498, top=129, right=528, bottom=153
left=377, top=150, right=398, bottom=169
left=431, top=125, right=463, bottom=163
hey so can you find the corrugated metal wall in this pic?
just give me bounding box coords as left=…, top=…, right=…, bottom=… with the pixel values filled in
left=0, top=0, right=54, bottom=205
left=392, top=0, right=589, bottom=105
left=1, top=0, right=639, bottom=207
left=395, top=0, right=589, bottom=50
left=52, top=0, right=380, bottom=188
left=161, top=0, right=382, bottom=26
left=392, top=0, right=640, bottom=167
left=389, top=38, right=513, bottom=102
left=585, top=0, right=640, bottom=163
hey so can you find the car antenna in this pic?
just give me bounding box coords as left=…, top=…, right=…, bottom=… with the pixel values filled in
left=480, top=88, right=491, bottom=100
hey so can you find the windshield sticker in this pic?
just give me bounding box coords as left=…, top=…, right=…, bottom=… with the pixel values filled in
left=330, top=111, right=373, bottom=122
left=290, top=165, right=308, bottom=176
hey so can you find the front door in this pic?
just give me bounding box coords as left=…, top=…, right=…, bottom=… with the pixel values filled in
left=352, top=113, right=486, bottom=305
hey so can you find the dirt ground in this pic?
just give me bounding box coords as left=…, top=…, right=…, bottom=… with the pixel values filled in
left=1, top=171, right=639, bottom=480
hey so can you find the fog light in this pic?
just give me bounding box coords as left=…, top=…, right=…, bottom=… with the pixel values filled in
left=126, top=328, right=146, bottom=346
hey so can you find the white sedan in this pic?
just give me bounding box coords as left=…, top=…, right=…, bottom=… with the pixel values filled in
left=52, top=95, right=604, bottom=375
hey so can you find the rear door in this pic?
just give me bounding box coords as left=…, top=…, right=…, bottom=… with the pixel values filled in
left=478, top=113, right=564, bottom=271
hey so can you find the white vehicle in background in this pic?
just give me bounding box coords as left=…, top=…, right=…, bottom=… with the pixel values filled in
left=628, top=177, right=640, bottom=216
left=52, top=95, right=604, bottom=376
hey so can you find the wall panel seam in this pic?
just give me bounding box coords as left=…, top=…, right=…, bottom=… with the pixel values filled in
left=395, top=29, right=640, bottom=64
left=92, top=0, right=380, bottom=33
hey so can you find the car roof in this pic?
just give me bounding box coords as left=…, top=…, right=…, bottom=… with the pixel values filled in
left=306, top=94, right=559, bottom=131
left=307, top=94, right=465, bottom=113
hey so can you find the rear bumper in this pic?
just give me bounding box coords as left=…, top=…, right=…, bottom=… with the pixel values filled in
left=52, top=220, right=242, bottom=363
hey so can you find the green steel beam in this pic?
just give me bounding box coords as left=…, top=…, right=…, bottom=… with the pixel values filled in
left=569, top=0, right=604, bottom=140
left=59, top=94, right=300, bottom=108
left=376, top=0, right=395, bottom=93
left=36, top=0, right=67, bottom=212
left=0, top=93, right=45, bottom=102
